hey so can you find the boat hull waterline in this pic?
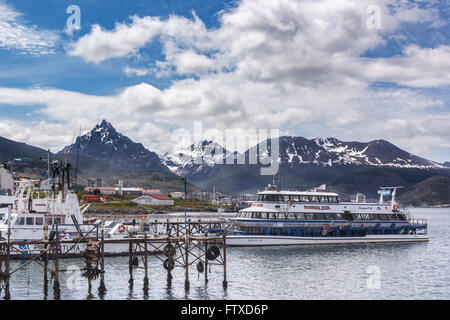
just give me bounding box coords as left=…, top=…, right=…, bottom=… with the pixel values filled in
left=226, top=234, right=429, bottom=246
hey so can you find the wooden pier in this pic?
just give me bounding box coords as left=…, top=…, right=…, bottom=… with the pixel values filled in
left=0, top=225, right=228, bottom=300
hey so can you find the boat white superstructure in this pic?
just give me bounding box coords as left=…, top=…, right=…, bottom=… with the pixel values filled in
left=225, top=182, right=428, bottom=246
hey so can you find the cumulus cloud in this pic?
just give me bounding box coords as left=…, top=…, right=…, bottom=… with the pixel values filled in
left=0, top=1, right=58, bottom=55
left=1, top=0, right=449, bottom=161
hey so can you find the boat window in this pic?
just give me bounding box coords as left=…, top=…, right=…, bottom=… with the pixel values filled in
left=287, top=213, right=296, bottom=220
left=324, top=213, right=334, bottom=220
left=260, top=212, right=268, bottom=219
left=319, top=196, right=327, bottom=203
left=35, top=217, right=43, bottom=225
left=310, top=196, right=319, bottom=202
left=315, top=213, right=325, bottom=220
left=45, top=218, right=53, bottom=225
left=257, top=195, right=262, bottom=201
left=16, top=217, right=25, bottom=225
left=54, top=218, right=62, bottom=225
left=296, top=213, right=305, bottom=220
left=387, top=214, right=397, bottom=220
left=291, top=195, right=300, bottom=202
left=270, top=213, right=278, bottom=219
left=276, top=213, right=285, bottom=219
left=351, top=214, right=359, bottom=220
left=378, top=214, right=387, bottom=220
left=335, top=213, right=344, bottom=220
left=254, top=212, right=261, bottom=219
left=305, top=213, right=315, bottom=220
left=299, top=195, right=309, bottom=202
left=282, top=195, right=290, bottom=201
left=26, top=217, right=34, bottom=225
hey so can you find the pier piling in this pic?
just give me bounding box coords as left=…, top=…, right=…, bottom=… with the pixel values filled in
left=98, top=230, right=106, bottom=296
left=0, top=222, right=228, bottom=299
left=204, top=234, right=208, bottom=285
left=53, top=238, right=60, bottom=300
left=128, top=240, right=134, bottom=286
left=143, top=234, right=149, bottom=293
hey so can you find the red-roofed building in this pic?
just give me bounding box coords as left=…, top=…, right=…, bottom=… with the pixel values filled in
left=85, top=187, right=117, bottom=195
left=132, top=194, right=174, bottom=206
left=143, top=189, right=161, bottom=195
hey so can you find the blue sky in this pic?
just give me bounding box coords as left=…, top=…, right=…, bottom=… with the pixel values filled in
left=0, top=0, right=449, bottom=163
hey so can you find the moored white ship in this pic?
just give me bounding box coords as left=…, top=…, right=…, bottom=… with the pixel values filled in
left=225, top=182, right=428, bottom=246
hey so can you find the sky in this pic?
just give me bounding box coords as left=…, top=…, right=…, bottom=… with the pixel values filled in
left=0, top=0, right=449, bottom=162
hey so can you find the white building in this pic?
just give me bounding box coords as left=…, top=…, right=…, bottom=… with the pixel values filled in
left=0, top=166, right=14, bottom=194
left=132, top=194, right=174, bottom=206
left=169, top=191, right=185, bottom=199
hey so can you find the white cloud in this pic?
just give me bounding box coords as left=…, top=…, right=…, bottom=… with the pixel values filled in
left=124, top=65, right=151, bottom=77
left=362, top=45, right=450, bottom=87
left=0, top=1, right=58, bottom=55
left=1, top=0, right=449, bottom=161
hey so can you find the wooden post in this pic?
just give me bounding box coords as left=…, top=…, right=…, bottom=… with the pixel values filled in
left=98, top=230, right=106, bottom=295
left=223, top=234, right=227, bottom=289
left=166, top=229, right=172, bottom=287
left=184, top=232, right=190, bottom=291
left=204, top=233, right=208, bottom=285
left=43, top=226, right=49, bottom=299
left=128, top=240, right=133, bottom=286
left=53, top=237, right=60, bottom=300
left=143, top=234, right=149, bottom=293
left=4, top=228, right=11, bottom=300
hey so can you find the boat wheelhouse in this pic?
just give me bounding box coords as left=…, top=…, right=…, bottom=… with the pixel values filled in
left=226, top=184, right=428, bottom=246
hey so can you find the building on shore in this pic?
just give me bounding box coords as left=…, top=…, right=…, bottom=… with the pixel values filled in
left=169, top=191, right=185, bottom=199
left=0, top=165, right=14, bottom=195
left=132, top=194, right=174, bottom=206
left=143, top=189, right=161, bottom=195
left=85, top=187, right=117, bottom=195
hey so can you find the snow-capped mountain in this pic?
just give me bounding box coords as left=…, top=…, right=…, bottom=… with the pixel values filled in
left=163, top=136, right=444, bottom=176
left=273, top=136, right=444, bottom=168
left=162, top=140, right=238, bottom=179
left=58, top=120, right=168, bottom=172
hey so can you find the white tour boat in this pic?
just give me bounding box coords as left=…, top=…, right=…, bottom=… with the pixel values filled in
left=225, top=182, right=428, bottom=246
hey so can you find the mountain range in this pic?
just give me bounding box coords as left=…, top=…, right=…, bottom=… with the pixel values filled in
left=1, top=120, right=449, bottom=204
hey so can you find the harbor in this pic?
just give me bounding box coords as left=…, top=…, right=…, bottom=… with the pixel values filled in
left=0, top=207, right=447, bottom=300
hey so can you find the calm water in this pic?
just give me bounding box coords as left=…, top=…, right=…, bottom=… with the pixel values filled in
left=4, top=208, right=450, bottom=300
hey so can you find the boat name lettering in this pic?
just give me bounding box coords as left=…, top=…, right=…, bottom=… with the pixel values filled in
left=304, top=206, right=330, bottom=210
